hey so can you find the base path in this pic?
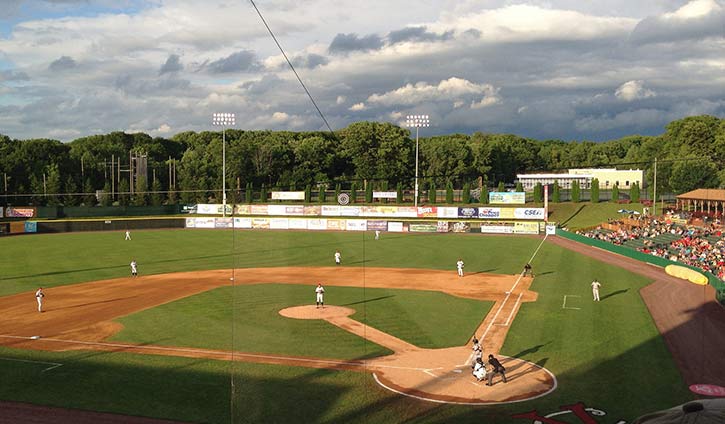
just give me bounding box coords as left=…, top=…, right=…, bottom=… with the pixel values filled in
left=549, top=236, right=725, bottom=387
left=0, top=267, right=554, bottom=404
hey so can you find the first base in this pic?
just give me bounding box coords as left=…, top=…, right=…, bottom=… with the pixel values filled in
left=30, top=336, right=40, bottom=340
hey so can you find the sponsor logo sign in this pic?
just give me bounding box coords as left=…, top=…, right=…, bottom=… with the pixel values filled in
left=437, top=207, right=459, bottom=218
left=514, top=222, right=539, bottom=234
left=489, top=191, right=526, bottom=204
left=373, top=191, right=397, bottom=199
left=24, top=221, right=37, bottom=233
left=480, top=225, right=514, bottom=234
left=546, top=224, right=557, bottom=235
left=285, top=206, right=304, bottom=215
left=417, top=206, right=438, bottom=217
left=367, top=220, right=388, bottom=231
left=326, top=219, right=345, bottom=230
left=436, top=221, right=449, bottom=232
left=195, top=217, right=216, bottom=228
left=185, top=218, right=196, bottom=228
left=397, top=207, right=417, bottom=217
left=387, top=222, right=404, bottom=232
left=346, top=219, right=367, bottom=231
left=451, top=222, right=470, bottom=233
left=250, top=205, right=269, bottom=215
left=234, top=205, right=251, bottom=215
left=337, top=193, right=350, bottom=205
left=690, top=384, right=725, bottom=396
left=303, top=205, right=321, bottom=215
left=271, top=191, right=305, bottom=200
left=288, top=219, right=307, bottom=230
left=478, top=207, right=501, bottom=219
left=233, top=218, right=252, bottom=228
left=267, top=205, right=287, bottom=215
left=512, top=402, right=625, bottom=424
left=307, top=219, right=327, bottom=230
left=270, top=218, right=289, bottom=229
left=251, top=218, right=270, bottom=229
left=340, top=206, right=361, bottom=216
left=6, top=207, right=36, bottom=218
left=514, top=208, right=545, bottom=220
left=215, top=218, right=233, bottom=228
left=458, top=207, right=478, bottom=218
left=321, top=205, right=341, bottom=216
left=409, top=223, right=437, bottom=233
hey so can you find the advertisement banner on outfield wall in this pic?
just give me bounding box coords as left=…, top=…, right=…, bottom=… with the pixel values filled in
left=546, top=224, right=557, bottom=235
left=409, top=222, right=438, bottom=233
left=288, top=219, right=308, bottom=230
left=388, top=222, right=404, bottom=232
left=480, top=224, right=514, bottom=234
left=373, top=191, right=397, bottom=199
left=234, top=205, right=251, bottom=215
left=367, top=220, right=387, bottom=231
left=499, top=208, right=516, bottom=219
left=322, top=205, right=341, bottom=216
left=252, top=218, right=270, bottom=229
left=478, top=207, right=501, bottom=219
left=215, top=218, right=233, bottom=229
left=185, top=218, right=196, bottom=228
left=6, top=207, right=36, bottom=218
left=458, top=207, right=478, bottom=218
left=303, top=206, right=321, bottom=215
left=24, top=221, right=37, bottom=233
left=340, top=206, right=361, bottom=216
left=437, top=207, right=459, bottom=218
left=307, top=219, right=327, bottom=230
left=397, top=207, right=417, bottom=217
left=195, top=218, right=216, bottom=228
left=285, top=206, right=304, bottom=215
left=416, top=206, right=437, bottom=217
left=234, top=218, right=252, bottom=229
left=346, top=219, right=367, bottom=231
left=451, top=222, right=470, bottom=233
left=514, top=208, right=546, bottom=220
left=270, top=218, right=289, bottom=229
left=489, top=191, right=526, bottom=204
left=327, top=219, right=345, bottom=230
left=514, top=222, right=539, bottom=234
left=271, top=191, right=305, bottom=200
left=251, top=205, right=269, bottom=215
left=437, top=221, right=449, bottom=232
left=267, top=205, right=288, bottom=215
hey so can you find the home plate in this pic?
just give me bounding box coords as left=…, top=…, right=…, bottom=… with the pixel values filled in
left=505, top=291, right=511, bottom=294
left=30, top=336, right=40, bottom=340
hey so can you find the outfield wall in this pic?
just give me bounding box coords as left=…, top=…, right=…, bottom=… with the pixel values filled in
left=31, top=217, right=185, bottom=233
left=557, top=229, right=725, bottom=306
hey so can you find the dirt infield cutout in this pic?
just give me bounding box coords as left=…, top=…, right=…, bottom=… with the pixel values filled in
left=0, top=266, right=556, bottom=404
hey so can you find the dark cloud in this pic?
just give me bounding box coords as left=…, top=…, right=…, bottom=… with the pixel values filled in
left=0, top=69, right=29, bottom=81
left=159, top=54, right=183, bottom=75
left=328, top=33, right=383, bottom=54
left=48, top=55, right=76, bottom=71
left=630, top=7, right=725, bottom=44
left=206, top=50, right=260, bottom=73
left=291, top=53, right=329, bottom=69
left=387, top=26, right=454, bottom=44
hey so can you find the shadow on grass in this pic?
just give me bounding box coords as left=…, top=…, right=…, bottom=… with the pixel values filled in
left=559, top=204, right=588, bottom=228
left=341, top=295, right=395, bottom=306
left=600, top=289, right=629, bottom=301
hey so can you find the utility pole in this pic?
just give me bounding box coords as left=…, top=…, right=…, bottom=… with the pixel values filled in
left=653, top=157, right=657, bottom=216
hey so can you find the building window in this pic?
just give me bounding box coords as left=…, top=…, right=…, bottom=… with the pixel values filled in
left=626, top=180, right=629, bottom=186
left=606, top=181, right=609, bottom=187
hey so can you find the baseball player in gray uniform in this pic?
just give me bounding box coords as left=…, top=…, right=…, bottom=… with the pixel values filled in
left=35, top=287, right=45, bottom=312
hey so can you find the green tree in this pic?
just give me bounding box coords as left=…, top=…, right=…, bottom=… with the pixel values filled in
left=83, top=178, right=97, bottom=206
left=396, top=182, right=403, bottom=203
left=533, top=183, right=543, bottom=203
left=611, top=183, right=619, bottom=203
left=591, top=178, right=600, bottom=203
left=151, top=178, right=164, bottom=206
left=260, top=183, right=268, bottom=203
left=380, top=180, right=389, bottom=204
left=64, top=176, right=79, bottom=206
left=481, top=184, right=489, bottom=204
left=246, top=182, right=254, bottom=203
left=429, top=180, right=437, bottom=204
left=167, top=185, right=178, bottom=205
left=365, top=181, right=373, bottom=203
left=515, top=181, right=523, bottom=192
left=669, top=159, right=719, bottom=193
left=100, top=181, right=113, bottom=206
left=630, top=182, right=640, bottom=203
left=304, top=184, right=312, bottom=203
left=118, top=178, right=130, bottom=206
left=45, top=163, right=62, bottom=206
left=497, top=181, right=505, bottom=192
left=350, top=182, right=358, bottom=204
left=446, top=181, right=454, bottom=204
left=462, top=182, right=471, bottom=204
left=133, top=175, right=148, bottom=206
left=552, top=180, right=560, bottom=203
left=571, top=180, right=581, bottom=203
left=334, top=183, right=341, bottom=203
left=318, top=184, right=326, bottom=204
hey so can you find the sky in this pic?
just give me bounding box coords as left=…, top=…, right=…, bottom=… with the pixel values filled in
left=0, top=0, right=723, bottom=142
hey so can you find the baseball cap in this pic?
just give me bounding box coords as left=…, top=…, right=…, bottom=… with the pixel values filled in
left=633, top=399, right=725, bottom=424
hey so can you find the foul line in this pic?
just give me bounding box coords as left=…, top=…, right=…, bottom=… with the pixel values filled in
left=0, top=335, right=436, bottom=373
left=562, top=295, right=581, bottom=310
left=480, top=234, right=548, bottom=343
left=494, top=293, right=523, bottom=326
left=0, top=357, right=63, bottom=373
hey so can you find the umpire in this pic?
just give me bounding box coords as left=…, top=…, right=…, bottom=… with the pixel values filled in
left=486, top=354, right=507, bottom=386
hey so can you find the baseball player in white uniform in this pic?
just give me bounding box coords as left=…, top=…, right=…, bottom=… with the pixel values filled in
left=334, top=250, right=341, bottom=266
left=472, top=358, right=487, bottom=382
left=315, top=283, right=325, bottom=308
left=591, top=279, right=601, bottom=301
left=130, top=260, right=138, bottom=277
left=124, top=230, right=131, bottom=240
left=472, top=337, right=483, bottom=365
left=35, top=287, right=45, bottom=312
left=456, top=259, right=465, bottom=277
left=375, top=230, right=380, bottom=240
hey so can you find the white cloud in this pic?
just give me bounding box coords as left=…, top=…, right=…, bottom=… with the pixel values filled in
left=615, top=80, right=656, bottom=102
left=664, top=0, right=721, bottom=20
left=156, top=124, right=172, bottom=133
left=271, top=112, right=290, bottom=123
left=367, top=77, right=501, bottom=109
left=336, top=95, right=347, bottom=105
left=349, top=102, right=366, bottom=111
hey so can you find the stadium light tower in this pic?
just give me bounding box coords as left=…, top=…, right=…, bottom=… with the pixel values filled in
left=406, top=114, right=430, bottom=208
left=212, top=112, right=236, bottom=217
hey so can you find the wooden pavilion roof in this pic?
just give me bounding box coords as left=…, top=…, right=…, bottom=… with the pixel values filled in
left=676, top=189, right=725, bottom=201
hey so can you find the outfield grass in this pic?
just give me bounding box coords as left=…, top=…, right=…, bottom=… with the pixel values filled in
left=0, top=230, right=696, bottom=423
left=548, top=202, right=646, bottom=230
left=111, top=284, right=493, bottom=357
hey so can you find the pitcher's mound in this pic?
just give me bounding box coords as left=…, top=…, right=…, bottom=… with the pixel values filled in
left=279, top=305, right=355, bottom=320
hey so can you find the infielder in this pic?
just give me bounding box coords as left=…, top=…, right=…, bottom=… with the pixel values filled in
left=334, top=250, right=341, bottom=266
left=315, top=283, right=325, bottom=308
left=130, top=260, right=138, bottom=277
left=35, top=287, right=45, bottom=313
left=591, top=279, right=601, bottom=301
left=124, top=230, right=131, bottom=240
left=456, top=258, right=465, bottom=277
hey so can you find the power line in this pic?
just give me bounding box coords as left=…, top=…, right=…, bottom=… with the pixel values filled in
left=249, top=0, right=335, bottom=135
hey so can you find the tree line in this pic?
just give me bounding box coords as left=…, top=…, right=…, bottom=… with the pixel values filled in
left=0, top=115, right=723, bottom=207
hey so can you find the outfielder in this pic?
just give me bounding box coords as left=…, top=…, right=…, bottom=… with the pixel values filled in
left=124, top=230, right=131, bottom=240
left=334, top=250, right=341, bottom=266
left=456, top=258, right=464, bottom=277
left=35, top=287, right=45, bottom=313
left=591, top=279, right=601, bottom=301
left=130, top=260, right=138, bottom=277
left=315, top=283, right=325, bottom=308
left=375, top=230, right=380, bottom=240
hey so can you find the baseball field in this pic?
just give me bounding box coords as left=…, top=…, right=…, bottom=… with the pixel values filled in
left=0, top=228, right=706, bottom=423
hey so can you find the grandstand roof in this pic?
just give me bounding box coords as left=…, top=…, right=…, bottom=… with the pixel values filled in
left=676, top=189, right=725, bottom=201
